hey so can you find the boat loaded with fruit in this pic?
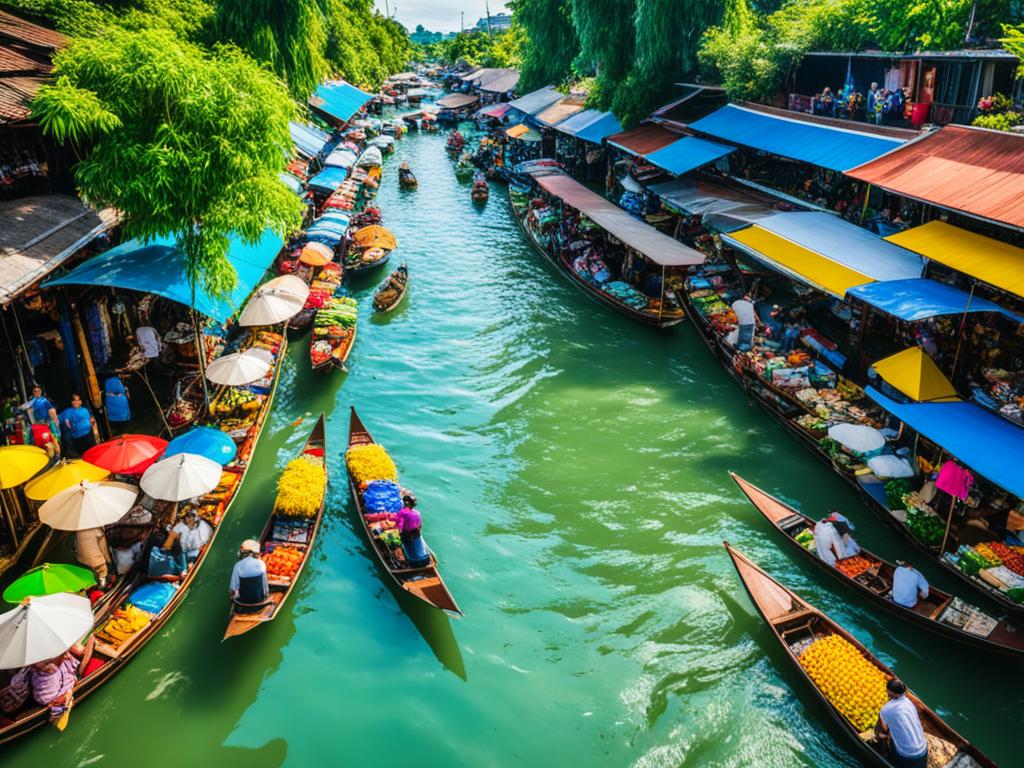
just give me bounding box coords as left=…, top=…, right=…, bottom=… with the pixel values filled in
left=310, top=296, right=358, bottom=372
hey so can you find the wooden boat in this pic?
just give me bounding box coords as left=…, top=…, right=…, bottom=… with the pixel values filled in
left=509, top=185, right=686, bottom=329
left=0, top=337, right=287, bottom=745
left=724, top=542, right=997, bottom=768
left=372, top=264, right=408, bottom=313
left=310, top=297, right=357, bottom=373
left=731, top=472, right=1024, bottom=657
left=345, top=246, right=391, bottom=274
left=454, top=160, right=475, bottom=180
left=471, top=178, right=489, bottom=204
left=399, top=168, right=418, bottom=190
left=223, top=414, right=327, bottom=639
left=345, top=407, right=461, bottom=615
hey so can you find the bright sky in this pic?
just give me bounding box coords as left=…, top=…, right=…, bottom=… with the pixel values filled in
left=374, top=1, right=510, bottom=33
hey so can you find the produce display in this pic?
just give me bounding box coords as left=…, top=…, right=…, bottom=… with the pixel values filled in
left=797, top=634, right=889, bottom=732
left=210, top=387, right=260, bottom=417
left=311, top=297, right=358, bottom=368
left=346, top=444, right=398, bottom=485
left=275, top=455, right=326, bottom=517
left=987, top=541, right=1024, bottom=576
left=96, top=604, right=152, bottom=649
left=835, top=555, right=875, bottom=580
left=906, top=507, right=945, bottom=547
left=264, top=545, right=304, bottom=582
left=955, top=545, right=1000, bottom=576
left=795, top=528, right=815, bottom=551
left=885, top=479, right=912, bottom=512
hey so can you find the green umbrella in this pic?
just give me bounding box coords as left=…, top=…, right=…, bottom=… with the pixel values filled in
left=2, top=563, right=96, bottom=603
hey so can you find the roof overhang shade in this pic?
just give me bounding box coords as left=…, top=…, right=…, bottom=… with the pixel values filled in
left=307, top=167, right=350, bottom=194
left=507, top=86, right=563, bottom=116
left=309, top=80, right=372, bottom=124
left=645, top=136, right=736, bottom=177
left=535, top=99, right=586, bottom=127
left=576, top=113, right=624, bottom=145
left=435, top=93, right=479, bottom=109
left=884, top=220, right=1024, bottom=299
left=606, top=124, right=679, bottom=157
left=289, top=121, right=329, bottom=158
left=846, top=277, right=1024, bottom=323
left=847, top=125, right=1024, bottom=230
left=531, top=172, right=704, bottom=267
left=478, top=69, right=520, bottom=93
left=554, top=109, right=603, bottom=136
left=724, top=226, right=873, bottom=297
left=689, top=104, right=905, bottom=172
left=866, top=385, right=1024, bottom=499
left=872, top=348, right=959, bottom=403
left=646, top=180, right=777, bottom=233
left=44, top=230, right=283, bottom=324
left=480, top=103, right=512, bottom=119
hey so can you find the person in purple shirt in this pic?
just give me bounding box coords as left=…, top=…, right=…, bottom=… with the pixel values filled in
left=396, top=492, right=430, bottom=567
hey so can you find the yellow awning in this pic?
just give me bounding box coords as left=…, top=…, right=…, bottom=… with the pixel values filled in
left=725, top=226, right=873, bottom=298
left=506, top=123, right=529, bottom=139
left=885, top=221, right=1024, bottom=299
left=873, top=347, right=960, bottom=403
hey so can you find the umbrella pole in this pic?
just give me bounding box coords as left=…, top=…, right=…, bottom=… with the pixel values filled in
left=30, top=527, right=55, bottom=567
left=191, top=308, right=211, bottom=411
left=134, top=369, right=172, bottom=434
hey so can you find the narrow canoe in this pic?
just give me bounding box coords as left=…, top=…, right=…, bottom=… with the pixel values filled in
left=372, top=264, right=408, bottom=313
left=311, top=322, right=357, bottom=373
left=223, top=413, right=327, bottom=639
left=724, top=542, right=997, bottom=768
left=345, top=407, right=461, bottom=616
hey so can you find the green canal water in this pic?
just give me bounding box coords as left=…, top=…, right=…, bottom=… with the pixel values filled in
left=7, top=128, right=1021, bottom=768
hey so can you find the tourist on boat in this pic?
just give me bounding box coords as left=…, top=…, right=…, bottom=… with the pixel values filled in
left=230, top=539, right=269, bottom=611
left=59, top=393, right=98, bottom=456
left=0, top=637, right=94, bottom=721
left=731, top=295, right=756, bottom=352
left=169, top=509, right=213, bottom=564
left=876, top=678, right=928, bottom=768
left=396, top=492, right=431, bottom=567
left=825, top=510, right=861, bottom=557
left=76, top=525, right=112, bottom=589
left=892, top=560, right=929, bottom=609
left=813, top=517, right=847, bottom=567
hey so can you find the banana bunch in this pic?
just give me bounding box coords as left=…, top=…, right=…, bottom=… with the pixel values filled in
left=97, top=604, right=152, bottom=647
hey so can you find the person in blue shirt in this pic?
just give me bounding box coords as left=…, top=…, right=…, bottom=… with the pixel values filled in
left=59, top=394, right=97, bottom=457
left=876, top=678, right=928, bottom=767
left=892, top=560, right=929, bottom=609
left=21, top=385, right=57, bottom=427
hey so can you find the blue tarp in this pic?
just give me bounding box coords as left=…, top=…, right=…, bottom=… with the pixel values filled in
left=646, top=136, right=736, bottom=177
left=866, top=386, right=1024, bottom=499
left=575, top=112, right=623, bottom=145
left=847, top=278, right=1024, bottom=323
left=307, top=166, right=349, bottom=193
left=44, top=230, right=283, bottom=324
left=279, top=173, right=304, bottom=195
left=310, top=80, right=372, bottom=124
left=289, top=121, right=330, bottom=158
left=318, top=211, right=351, bottom=228
left=689, top=104, right=905, bottom=172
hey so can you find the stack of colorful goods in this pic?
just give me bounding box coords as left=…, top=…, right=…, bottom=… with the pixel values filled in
left=987, top=542, right=1024, bottom=575
left=363, top=480, right=402, bottom=514
left=345, top=444, right=397, bottom=485
left=96, top=604, right=153, bottom=650
left=835, top=555, right=874, bottom=579
left=311, top=297, right=358, bottom=368
left=973, top=367, right=1024, bottom=426
left=937, top=597, right=999, bottom=637
left=604, top=281, right=649, bottom=310
left=905, top=507, right=945, bottom=547
left=948, top=541, right=1024, bottom=601
left=304, top=263, right=343, bottom=311
left=795, top=528, right=815, bottom=551
left=346, top=444, right=406, bottom=562
left=275, top=455, right=326, bottom=517
left=195, top=470, right=241, bottom=525
left=265, top=545, right=304, bottom=583
left=797, top=634, right=889, bottom=732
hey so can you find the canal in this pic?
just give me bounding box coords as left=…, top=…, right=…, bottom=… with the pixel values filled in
left=6, top=123, right=1019, bottom=767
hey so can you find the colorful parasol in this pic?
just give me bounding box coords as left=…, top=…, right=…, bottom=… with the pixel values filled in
left=163, top=426, right=237, bottom=465
left=351, top=225, right=397, bottom=251
left=0, top=445, right=49, bottom=489
left=300, top=242, right=334, bottom=266
left=38, top=480, right=138, bottom=531
left=24, top=459, right=109, bottom=501
left=3, top=563, right=96, bottom=603
left=83, top=434, right=167, bottom=475
left=0, top=592, right=93, bottom=669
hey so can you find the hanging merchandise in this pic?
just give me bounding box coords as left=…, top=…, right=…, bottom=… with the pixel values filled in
left=935, top=461, right=974, bottom=501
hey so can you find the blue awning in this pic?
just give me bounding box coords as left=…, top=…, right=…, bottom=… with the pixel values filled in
left=43, top=230, right=283, bottom=324
left=307, top=167, right=349, bottom=194
left=309, top=80, right=372, bottom=124
left=645, top=136, right=736, bottom=177
left=279, top=173, right=304, bottom=196
left=289, top=121, right=329, bottom=158
left=555, top=109, right=603, bottom=136
left=575, top=112, right=623, bottom=145
left=689, top=104, right=905, bottom=172
left=866, top=386, right=1024, bottom=499
left=847, top=278, right=1024, bottom=323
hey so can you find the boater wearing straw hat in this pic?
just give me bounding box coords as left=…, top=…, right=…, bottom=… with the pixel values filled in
left=229, top=539, right=269, bottom=613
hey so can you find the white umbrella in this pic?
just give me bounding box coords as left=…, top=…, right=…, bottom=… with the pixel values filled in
left=140, top=452, right=222, bottom=502
left=205, top=351, right=271, bottom=386
left=357, top=146, right=383, bottom=167
left=0, top=593, right=93, bottom=669
left=38, top=481, right=138, bottom=531
left=239, top=275, right=310, bottom=326
left=827, top=423, right=886, bottom=454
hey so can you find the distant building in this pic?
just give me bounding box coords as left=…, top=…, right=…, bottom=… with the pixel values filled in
left=475, top=13, right=512, bottom=33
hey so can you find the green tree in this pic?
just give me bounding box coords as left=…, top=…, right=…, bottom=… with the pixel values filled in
left=321, top=0, right=411, bottom=88
left=571, top=0, right=634, bottom=108
left=511, top=0, right=579, bottom=91
left=32, top=27, right=303, bottom=300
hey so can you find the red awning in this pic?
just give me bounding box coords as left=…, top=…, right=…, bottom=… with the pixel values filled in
left=847, top=125, right=1024, bottom=230
left=606, top=124, right=680, bottom=157
left=480, top=103, right=512, bottom=119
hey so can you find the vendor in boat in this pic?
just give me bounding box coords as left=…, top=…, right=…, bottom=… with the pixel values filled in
left=813, top=517, right=847, bottom=567
left=875, top=678, right=928, bottom=768
left=76, top=525, right=113, bottom=589
left=168, top=509, right=213, bottom=564
left=396, top=492, right=431, bottom=568
left=731, top=295, right=756, bottom=352
left=825, top=510, right=861, bottom=557
left=0, top=637, right=94, bottom=723
left=230, top=539, right=269, bottom=611
left=892, top=560, right=929, bottom=609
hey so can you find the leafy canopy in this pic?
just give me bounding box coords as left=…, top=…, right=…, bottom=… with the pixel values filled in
left=32, top=27, right=303, bottom=300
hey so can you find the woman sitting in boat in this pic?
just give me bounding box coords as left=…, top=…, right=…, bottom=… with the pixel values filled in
left=168, top=509, right=213, bottom=565
left=0, top=637, right=95, bottom=722
left=396, top=492, right=431, bottom=568
left=875, top=678, right=928, bottom=768
left=229, top=539, right=269, bottom=612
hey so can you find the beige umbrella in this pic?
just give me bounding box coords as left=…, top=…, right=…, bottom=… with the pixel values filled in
left=205, top=351, right=271, bottom=386
left=0, top=592, right=93, bottom=669
left=239, top=275, right=310, bottom=327
left=38, top=480, right=138, bottom=531
left=140, top=452, right=222, bottom=502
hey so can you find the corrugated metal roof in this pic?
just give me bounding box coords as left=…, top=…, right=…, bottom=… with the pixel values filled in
left=507, top=86, right=563, bottom=116
left=575, top=112, right=623, bottom=145
left=478, top=69, right=520, bottom=93
left=555, top=109, right=604, bottom=136
left=645, top=136, right=735, bottom=176
left=847, top=125, right=1024, bottom=230
left=435, top=92, right=479, bottom=109
left=0, top=11, right=65, bottom=123
left=606, top=124, right=680, bottom=157
left=309, top=80, right=372, bottom=124
left=535, top=98, right=585, bottom=127
left=0, top=10, right=66, bottom=50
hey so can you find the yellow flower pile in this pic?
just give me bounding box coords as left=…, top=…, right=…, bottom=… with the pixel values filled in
left=798, top=634, right=889, bottom=732
left=275, top=455, right=326, bottom=517
left=345, top=444, right=397, bottom=486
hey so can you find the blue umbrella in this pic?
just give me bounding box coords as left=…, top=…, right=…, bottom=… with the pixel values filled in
left=164, top=427, right=237, bottom=466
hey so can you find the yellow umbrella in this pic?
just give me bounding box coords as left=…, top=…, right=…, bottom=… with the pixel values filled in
left=351, top=225, right=397, bottom=251
left=0, top=445, right=49, bottom=489
left=300, top=242, right=333, bottom=266
left=25, top=459, right=110, bottom=501
left=873, top=347, right=960, bottom=403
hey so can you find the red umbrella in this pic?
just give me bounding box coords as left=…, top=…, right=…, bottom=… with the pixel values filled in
left=83, top=434, right=168, bottom=475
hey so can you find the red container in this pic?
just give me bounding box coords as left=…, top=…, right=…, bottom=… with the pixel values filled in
left=909, top=102, right=931, bottom=127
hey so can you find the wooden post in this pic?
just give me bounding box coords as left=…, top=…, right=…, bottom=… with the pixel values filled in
left=0, top=492, right=18, bottom=548
left=859, top=183, right=872, bottom=226
left=938, top=495, right=957, bottom=555
left=658, top=265, right=666, bottom=326
left=69, top=304, right=102, bottom=410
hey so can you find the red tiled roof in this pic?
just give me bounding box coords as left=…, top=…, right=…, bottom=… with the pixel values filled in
left=0, top=11, right=66, bottom=123
left=0, top=10, right=67, bottom=49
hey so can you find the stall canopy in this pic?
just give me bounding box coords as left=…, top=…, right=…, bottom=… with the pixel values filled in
left=435, top=92, right=479, bottom=109
left=307, top=166, right=350, bottom=193
left=689, top=103, right=906, bottom=172
left=507, top=86, right=562, bottom=117
left=847, top=125, right=1024, bottom=230
left=478, top=68, right=520, bottom=94
left=645, top=136, right=736, bottom=177
left=479, top=102, right=512, bottom=119
left=44, top=230, right=283, bottom=324
left=554, top=109, right=604, bottom=136
left=575, top=112, right=623, bottom=145
left=884, top=220, right=1024, bottom=299
left=606, top=124, right=679, bottom=157
left=866, top=386, right=1024, bottom=499
left=872, top=348, right=959, bottom=403
left=846, top=278, right=1024, bottom=323
left=646, top=180, right=778, bottom=233
left=506, top=123, right=541, bottom=142
left=531, top=172, right=704, bottom=267
left=289, top=121, right=329, bottom=158
left=309, top=80, right=372, bottom=124
left=535, top=98, right=586, bottom=127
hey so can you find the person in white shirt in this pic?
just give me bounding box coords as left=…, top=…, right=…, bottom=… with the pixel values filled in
left=876, top=678, right=928, bottom=767
left=170, top=510, right=213, bottom=563
left=814, top=518, right=846, bottom=566
left=731, top=295, right=756, bottom=351
left=229, top=539, right=269, bottom=612
left=135, top=326, right=162, bottom=359
left=892, top=560, right=929, bottom=609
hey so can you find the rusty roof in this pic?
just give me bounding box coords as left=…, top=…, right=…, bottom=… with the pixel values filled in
left=606, top=123, right=681, bottom=156
left=0, top=11, right=66, bottom=124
